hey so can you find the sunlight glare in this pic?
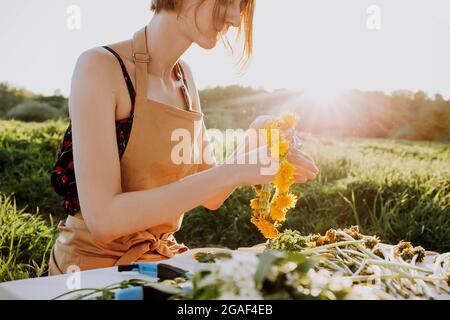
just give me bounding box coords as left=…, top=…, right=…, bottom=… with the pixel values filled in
left=302, top=86, right=347, bottom=106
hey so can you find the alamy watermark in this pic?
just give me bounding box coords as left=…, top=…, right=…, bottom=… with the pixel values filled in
left=66, top=265, right=81, bottom=290
left=366, top=5, right=382, bottom=30
left=171, top=121, right=287, bottom=176
left=66, top=5, right=81, bottom=30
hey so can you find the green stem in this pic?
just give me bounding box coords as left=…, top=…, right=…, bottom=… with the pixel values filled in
left=366, top=260, right=433, bottom=274
left=342, top=274, right=446, bottom=283
left=301, top=240, right=366, bottom=254
left=52, top=288, right=107, bottom=300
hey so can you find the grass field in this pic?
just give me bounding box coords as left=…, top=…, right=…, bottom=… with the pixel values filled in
left=0, top=119, right=449, bottom=281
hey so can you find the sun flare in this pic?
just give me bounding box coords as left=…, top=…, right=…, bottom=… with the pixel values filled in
left=302, top=87, right=347, bottom=106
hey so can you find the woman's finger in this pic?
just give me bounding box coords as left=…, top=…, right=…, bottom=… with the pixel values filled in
left=291, top=148, right=318, bottom=171
left=287, top=151, right=319, bottom=174
left=291, top=157, right=318, bottom=178
left=289, top=145, right=314, bottom=162
left=290, top=160, right=317, bottom=179
left=294, top=175, right=308, bottom=184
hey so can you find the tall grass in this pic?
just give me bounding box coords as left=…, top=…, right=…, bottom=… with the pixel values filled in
left=176, top=136, right=450, bottom=252
left=0, top=194, right=56, bottom=282
left=0, top=119, right=449, bottom=281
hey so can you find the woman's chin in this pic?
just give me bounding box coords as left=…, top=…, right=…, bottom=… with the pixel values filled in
left=196, top=36, right=218, bottom=50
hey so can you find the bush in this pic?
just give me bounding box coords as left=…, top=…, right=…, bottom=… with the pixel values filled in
left=5, top=101, right=62, bottom=122
left=0, top=193, right=56, bottom=282
left=0, top=119, right=67, bottom=221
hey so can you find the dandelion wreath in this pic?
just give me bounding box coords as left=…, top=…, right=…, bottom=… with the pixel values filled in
left=250, top=112, right=300, bottom=239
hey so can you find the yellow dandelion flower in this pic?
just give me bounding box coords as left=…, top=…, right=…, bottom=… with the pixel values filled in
left=250, top=199, right=259, bottom=211
left=269, top=204, right=287, bottom=221
left=279, top=160, right=296, bottom=177
left=266, top=122, right=280, bottom=130
left=252, top=185, right=263, bottom=195
left=266, top=124, right=281, bottom=155
left=274, top=176, right=293, bottom=193
left=249, top=114, right=301, bottom=239
left=279, top=140, right=290, bottom=158
left=251, top=217, right=279, bottom=239
left=274, top=193, right=298, bottom=210
left=251, top=209, right=260, bottom=220
left=274, top=162, right=296, bottom=192
left=279, top=112, right=298, bottom=130
left=259, top=192, right=271, bottom=205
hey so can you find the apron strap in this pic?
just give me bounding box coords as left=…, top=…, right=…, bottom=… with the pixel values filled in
left=131, top=25, right=192, bottom=110
left=132, top=26, right=151, bottom=98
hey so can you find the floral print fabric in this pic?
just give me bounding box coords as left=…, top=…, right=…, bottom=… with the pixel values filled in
left=50, top=46, right=136, bottom=215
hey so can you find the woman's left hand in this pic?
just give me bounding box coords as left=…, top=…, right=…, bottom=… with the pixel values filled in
left=284, top=129, right=320, bottom=183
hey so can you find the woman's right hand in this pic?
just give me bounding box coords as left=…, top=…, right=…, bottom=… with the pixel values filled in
left=227, top=143, right=280, bottom=186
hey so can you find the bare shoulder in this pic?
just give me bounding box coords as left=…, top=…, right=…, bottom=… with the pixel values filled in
left=70, top=46, right=127, bottom=103
left=73, top=46, right=120, bottom=77
left=69, top=47, right=123, bottom=120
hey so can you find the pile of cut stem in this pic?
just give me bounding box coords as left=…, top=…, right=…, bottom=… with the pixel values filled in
left=268, top=227, right=450, bottom=299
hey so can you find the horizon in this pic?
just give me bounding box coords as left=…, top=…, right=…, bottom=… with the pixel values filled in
left=1, top=0, right=450, bottom=99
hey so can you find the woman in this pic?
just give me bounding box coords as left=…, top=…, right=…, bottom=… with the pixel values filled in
left=49, top=0, right=319, bottom=275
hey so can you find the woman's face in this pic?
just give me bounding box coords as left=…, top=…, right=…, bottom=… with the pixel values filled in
left=180, top=0, right=243, bottom=49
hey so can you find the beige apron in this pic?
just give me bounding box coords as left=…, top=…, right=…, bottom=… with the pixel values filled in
left=48, top=26, right=210, bottom=275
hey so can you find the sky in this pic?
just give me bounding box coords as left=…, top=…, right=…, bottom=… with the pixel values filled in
left=1, top=0, right=450, bottom=98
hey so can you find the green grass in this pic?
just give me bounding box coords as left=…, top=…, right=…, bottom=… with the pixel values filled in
left=0, top=119, right=449, bottom=281
left=0, top=194, right=56, bottom=282
left=176, top=136, right=450, bottom=252
left=0, top=119, right=66, bottom=220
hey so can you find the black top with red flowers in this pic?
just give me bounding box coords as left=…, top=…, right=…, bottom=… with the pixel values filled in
left=50, top=46, right=137, bottom=215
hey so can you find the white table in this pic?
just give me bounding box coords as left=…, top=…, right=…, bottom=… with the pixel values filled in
left=1, top=246, right=448, bottom=300
left=0, top=248, right=228, bottom=300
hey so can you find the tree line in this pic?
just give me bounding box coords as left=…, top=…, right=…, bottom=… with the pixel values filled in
left=1, top=82, right=449, bottom=141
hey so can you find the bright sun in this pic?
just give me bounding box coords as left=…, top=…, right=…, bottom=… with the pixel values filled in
left=301, top=86, right=347, bottom=106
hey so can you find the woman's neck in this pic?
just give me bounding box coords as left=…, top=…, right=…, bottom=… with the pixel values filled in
left=145, top=12, right=192, bottom=82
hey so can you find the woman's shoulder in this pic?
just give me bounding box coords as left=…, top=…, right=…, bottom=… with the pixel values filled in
left=74, top=40, right=133, bottom=74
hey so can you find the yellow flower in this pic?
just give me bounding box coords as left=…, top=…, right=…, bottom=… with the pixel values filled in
left=279, top=139, right=290, bottom=158
left=274, top=178, right=293, bottom=194
left=279, top=160, right=296, bottom=177
left=249, top=112, right=300, bottom=239
left=250, top=199, right=259, bottom=211
left=269, top=204, right=287, bottom=221
left=251, top=217, right=279, bottom=239
left=273, top=193, right=298, bottom=210
left=279, top=112, right=298, bottom=130
left=274, top=160, right=296, bottom=192
left=251, top=185, right=262, bottom=196
left=266, top=123, right=280, bottom=155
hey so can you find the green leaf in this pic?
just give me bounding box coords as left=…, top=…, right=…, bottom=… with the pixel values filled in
left=254, top=250, right=284, bottom=290
left=146, top=282, right=185, bottom=296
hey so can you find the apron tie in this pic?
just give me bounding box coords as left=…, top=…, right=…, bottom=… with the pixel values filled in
left=114, top=232, right=186, bottom=266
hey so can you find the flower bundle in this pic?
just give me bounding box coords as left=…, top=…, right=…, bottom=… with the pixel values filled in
left=250, top=112, right=300, bottom=239
left=267, top=226, right=450, bottom=300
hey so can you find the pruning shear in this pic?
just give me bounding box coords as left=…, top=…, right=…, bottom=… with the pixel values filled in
left=115, top=262, right=192, bottom=300
left=117, top=262, right=191, bottom=280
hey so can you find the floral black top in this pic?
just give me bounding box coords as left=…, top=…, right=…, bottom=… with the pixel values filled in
left=50, top=46, right=136, bottom=215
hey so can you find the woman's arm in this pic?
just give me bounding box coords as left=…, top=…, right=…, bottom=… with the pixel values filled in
left=194, top=131, right=233, bottom=211
left=70, top=49, right=273, bottom=244
left=179, top=60, right=247, bottom=211
left=195, top=137, right=241, bottom=211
